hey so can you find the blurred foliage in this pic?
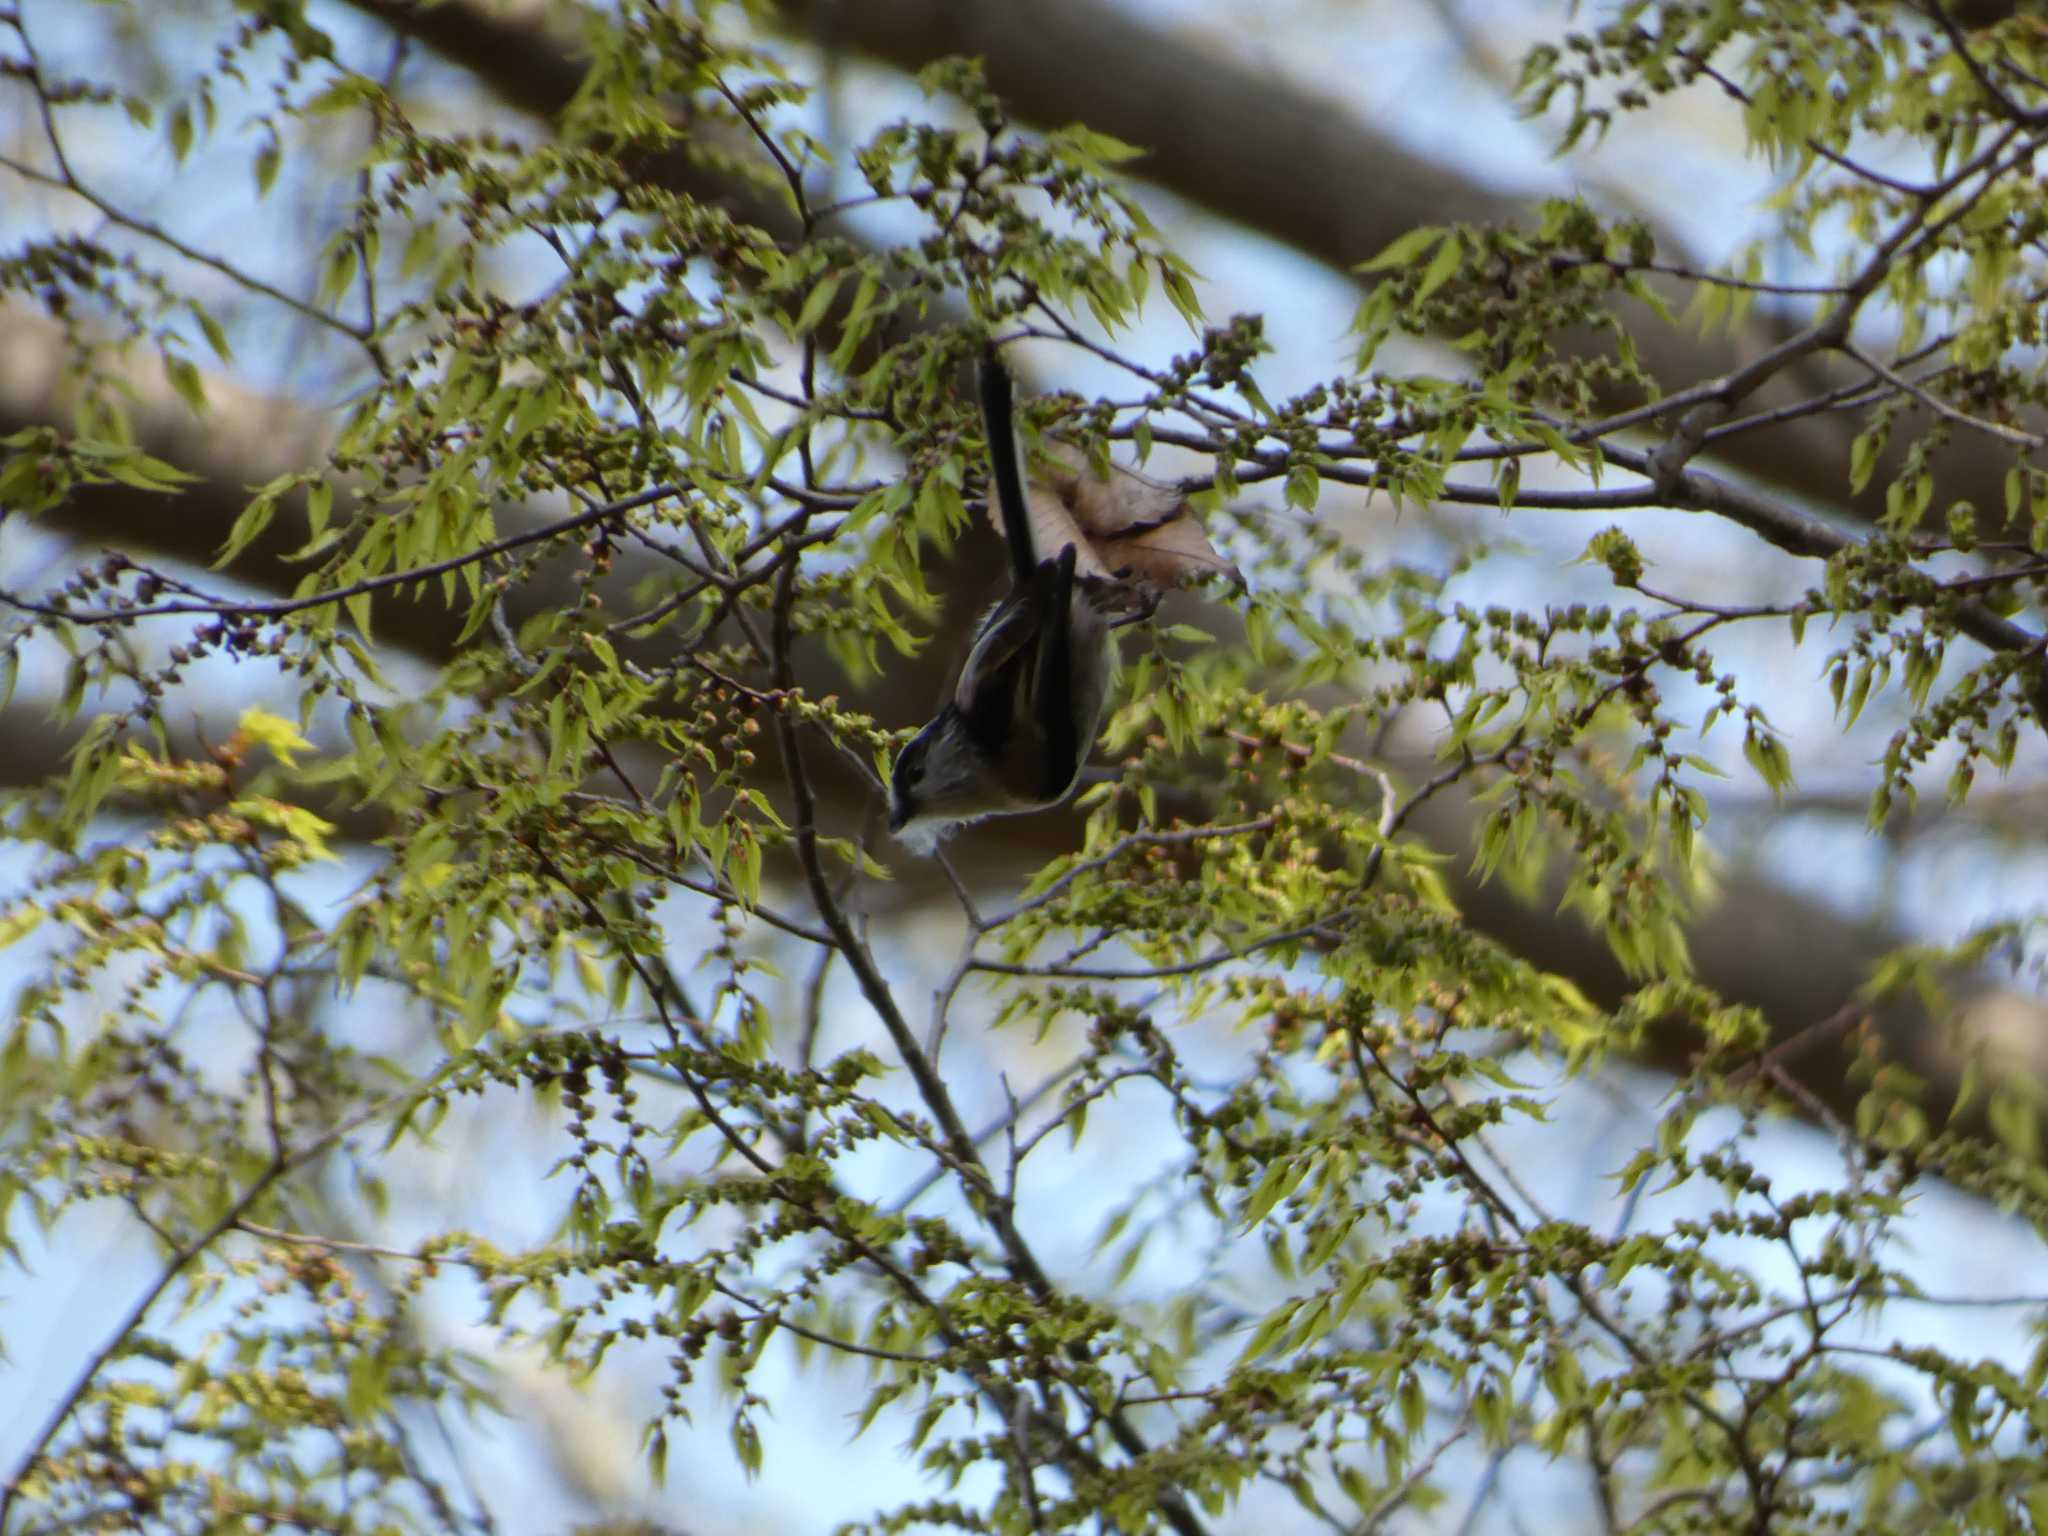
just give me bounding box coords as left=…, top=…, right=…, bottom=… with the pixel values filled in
left=1, top=1, right=2047, bottom=1532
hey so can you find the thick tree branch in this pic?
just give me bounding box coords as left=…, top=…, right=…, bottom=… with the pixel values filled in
left=0, top=311, right=470, bottom=660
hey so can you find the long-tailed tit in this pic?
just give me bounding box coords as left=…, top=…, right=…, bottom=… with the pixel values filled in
left=886, top=351, right=1118, bottom=854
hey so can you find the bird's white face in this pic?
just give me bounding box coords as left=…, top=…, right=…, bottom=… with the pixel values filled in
left=888, top=717, right=971, bottom=854
left=887, top=712, right=1026, bottom=855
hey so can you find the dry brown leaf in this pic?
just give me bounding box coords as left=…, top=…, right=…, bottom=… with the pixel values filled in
left=997, top=441, right=1243, bottom=600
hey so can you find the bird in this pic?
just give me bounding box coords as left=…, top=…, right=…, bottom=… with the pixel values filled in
left=886, top=349, right=1118, bottom=854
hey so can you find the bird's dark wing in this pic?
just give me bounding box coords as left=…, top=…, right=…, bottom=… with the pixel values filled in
left=953, top=590, right=1039, bottom=717
left=1026, top=545, right=1082, bottom=800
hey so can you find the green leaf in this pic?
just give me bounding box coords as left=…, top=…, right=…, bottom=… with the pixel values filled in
left=164, top=354, right=207, bottom=416
left=168, top=102, right=194, bottom=162
left=1359, top=226, right=1447, bottom=274
left=793, top=272, right=843, bottom=337
left=253, top=139, right=281, bottom=198
left=215, top=492, right=279, bottom=567
left=1848, top=430, right=1878, bottom=495
left=1415, top=231, right=1465, bottom=301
